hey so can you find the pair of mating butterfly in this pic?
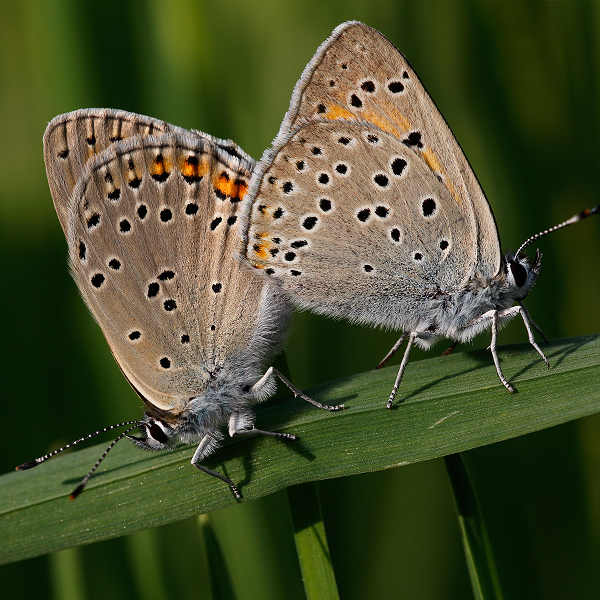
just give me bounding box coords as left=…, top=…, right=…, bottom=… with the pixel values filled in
left=19, top=22, right=598, bottom=499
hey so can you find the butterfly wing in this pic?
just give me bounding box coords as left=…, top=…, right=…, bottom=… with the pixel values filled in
left=246, top=120, right=476, bottom=329
left=44, top=109, right=251, bottom=234
left=282, top=21, right=500, bottom=278
left=242, top=21, right=501, bottom=329
left=67, top=132, right=278, bottom=416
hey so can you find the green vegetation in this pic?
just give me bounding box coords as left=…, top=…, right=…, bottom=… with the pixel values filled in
left=1, top=2, right=599, bottom=598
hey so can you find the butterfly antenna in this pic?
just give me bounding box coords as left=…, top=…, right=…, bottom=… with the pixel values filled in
left=16, top=420, right=142, bottom=471
left=69, top=423, right=142, bottom=500
left=515, top=205, right=599, bottom=259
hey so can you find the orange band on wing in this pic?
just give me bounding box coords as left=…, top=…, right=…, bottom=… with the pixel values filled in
left=180, top=155, right=209, bottom=181
left=251, top=242, right=270, bottom=260
left=214, top=172, right=248, bottom=201
left=322, top=100, right=462, bottom=207
left=151, top=154, right=172, bottom=179
left=422, top=148, right=460, bottom=206
left=323, top=104, right=357, bottom=121
left=362, top=108, right=410, bottom=137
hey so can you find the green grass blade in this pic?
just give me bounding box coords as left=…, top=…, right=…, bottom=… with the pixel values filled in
left=287, top=483, right=339, bottom=600
left=1, top=335, right=599, bottom=565
left=125, top=528, right=170, bottom=600
left=49, top=547, right=86, bottom=600
left=445, top=453, right=504, bottom=600
left=199, top=514, right=236, bottom=600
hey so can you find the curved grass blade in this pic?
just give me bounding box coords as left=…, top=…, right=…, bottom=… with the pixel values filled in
left=199, top=514, right=237, bottom=600
left=445, top=453, right=505, bottom=600
left=287, top=482, right=339, bottom=600
left=1, top=335, right=599, bottom=565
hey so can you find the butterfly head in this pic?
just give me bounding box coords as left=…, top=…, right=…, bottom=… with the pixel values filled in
left=503, top=248, right=542, bottom=300
left=128, top=414, right=176, bottom=451
left=504, top=204, right=599, bottom=302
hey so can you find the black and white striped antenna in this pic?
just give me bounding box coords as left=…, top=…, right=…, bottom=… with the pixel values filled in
left=515, top=205, right=599, bottom=259
left=16, top=420, right=142, bottom=500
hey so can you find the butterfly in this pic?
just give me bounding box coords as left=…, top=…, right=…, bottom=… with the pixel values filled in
left=241, top=21, right=599, bottom=407
left=18, top=108, right=342, bottom=499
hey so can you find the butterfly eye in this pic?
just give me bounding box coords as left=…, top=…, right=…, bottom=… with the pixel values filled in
left=510, top=261, right=528, bottom=287
left=148, top=422, right=169, bottom=444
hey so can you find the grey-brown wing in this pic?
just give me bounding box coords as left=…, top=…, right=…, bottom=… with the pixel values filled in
left=251, top=21, right=500, bottom=281
left=44, top=108, right=253, bottom=234
left=244, top=121, right=472, bottom=331
left=68, top=132, right=272, bottom=414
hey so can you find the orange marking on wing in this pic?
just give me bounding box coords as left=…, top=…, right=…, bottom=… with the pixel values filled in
left=211, top=174, right=247, bottom=201
left=422, top=148, right=442, bottom=173
left=214, top=172, right=235, bottom=196
left=257, top=207, right=281, bottom=221
left=422, top=147, right=460, bottom=206
left=232, top=179, right=248, bottom=201
left=323, top=104, right=357, bottom=121
left=383, top=106, right=413, bottom=133
left=324, top=101, right=412, bottom=141
left=361, top=109, right=406, bottom=138
left=180, top=156, right=208, bottom=180
left=151, top=155, right=172, bottom=178
left=256, top=206, right=266, bottom=216
left=252, top=241, right=270, bottom=260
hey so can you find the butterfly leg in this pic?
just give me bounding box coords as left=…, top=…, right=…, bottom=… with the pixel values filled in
left=518, top=301, right=549, bottom=344
left=387, top=332, right=417, bottom=409
left=489, top=305, right=549, bottom=370
left=377, top=332, right=408, bottom=369
left=253, top=367, right=345, bottom=411
left=191, top=433, right=242, bottom=499
left=228, top=411, right=296, bottom=441
left=488, top=310, right=515, bottom=393
left=502, top=305, right=550, bottom=368
left=475, top=305, right=549, bottom=394
left=441, top=341, right=459, bottom=356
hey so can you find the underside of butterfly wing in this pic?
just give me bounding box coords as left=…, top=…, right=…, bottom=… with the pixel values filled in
left=44, top=109, right=189, bottom=233
left=68, top=133, right=288, bottom=418
left=245, top=120, right=478, bottom=331
left=245, top=21, right=501, bottom=291
left=44, top=108, right=253, bottom=235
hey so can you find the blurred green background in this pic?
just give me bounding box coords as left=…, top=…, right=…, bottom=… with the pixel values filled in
left=1, top=1, right=600, bottom=598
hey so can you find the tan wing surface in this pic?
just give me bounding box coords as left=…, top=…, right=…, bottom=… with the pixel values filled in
left=44, top=108, right=250, bottom=234
left=245, top=121, right=474, bottom=330
left=68, top=133, right=263, bottom=413
left=244, top=21, right=500, bottom=297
